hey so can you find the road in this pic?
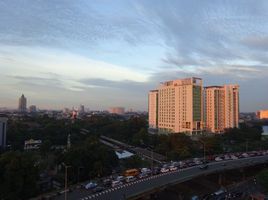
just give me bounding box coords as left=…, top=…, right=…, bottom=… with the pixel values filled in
left=53, top=154, right=268, bottom=200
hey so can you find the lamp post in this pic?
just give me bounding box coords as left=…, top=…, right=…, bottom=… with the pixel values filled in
left=62, top=163, right=71, bottom=200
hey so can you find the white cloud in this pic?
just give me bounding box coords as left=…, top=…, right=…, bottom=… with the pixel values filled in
left=0, top=45, right=149, bottom=91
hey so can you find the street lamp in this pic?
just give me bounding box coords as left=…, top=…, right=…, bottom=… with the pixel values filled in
left=62, top=163, right=71, bottom=200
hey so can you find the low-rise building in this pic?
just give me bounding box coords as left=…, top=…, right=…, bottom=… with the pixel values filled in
left=24, top=139, right=42, bottom=150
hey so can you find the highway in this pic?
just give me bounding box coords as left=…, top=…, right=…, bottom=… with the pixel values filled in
left=53, top=154, right=268, bottom=200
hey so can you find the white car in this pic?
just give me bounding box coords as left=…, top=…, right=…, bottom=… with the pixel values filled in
left=242, top=153, right=249, bottom=158
left=230, top=155, right=238, bottom=160
left=116, top=176, right=125, bottom=182
left=169, top=166, right=178, bottom=171
left=112, top=180, right=123, bottom=187
left=141, top=168, right=151, bottom=174
left=125, top=176, right=136, bottom=183
left=160, top=167, right=170, bottom=173
left=215, top=157, right=223, bottom=162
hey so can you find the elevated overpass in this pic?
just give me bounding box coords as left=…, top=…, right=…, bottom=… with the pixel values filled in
left=54, top=154, right=268, bottom=200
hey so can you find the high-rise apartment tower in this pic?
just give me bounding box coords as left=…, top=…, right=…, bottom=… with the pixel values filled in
left=18, top=94, right=27, bottom=112
left=149, top=77, right=203, bottom=135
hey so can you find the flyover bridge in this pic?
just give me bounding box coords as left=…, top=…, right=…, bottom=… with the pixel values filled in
left=100, top=135, right=166, bottom=163
left=73, top=155, right=268, bottom=200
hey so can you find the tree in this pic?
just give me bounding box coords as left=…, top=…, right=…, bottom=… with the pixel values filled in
left=0, top=152, right=39, bottom=200
left=62, top=136, right=119, bottom=182
left=257, top=169, right=268, bottom=192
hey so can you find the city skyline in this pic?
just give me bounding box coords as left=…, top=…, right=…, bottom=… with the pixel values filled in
left=1, top=1, right=268, bottom=111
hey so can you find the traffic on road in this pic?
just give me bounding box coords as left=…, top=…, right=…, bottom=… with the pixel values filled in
left=45, top=150, right=268, bottom=200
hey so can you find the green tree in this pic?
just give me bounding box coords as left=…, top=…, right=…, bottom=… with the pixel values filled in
left=257, top=169, right=268, bottom=192
left=0, top=152, right=39, bottom=200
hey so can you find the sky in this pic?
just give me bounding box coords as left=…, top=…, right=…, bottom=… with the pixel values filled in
left=0, top=0, right=268, bottom=111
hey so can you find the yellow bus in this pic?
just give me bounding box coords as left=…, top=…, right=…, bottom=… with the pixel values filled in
left=123, top=169, right=139, bottom=177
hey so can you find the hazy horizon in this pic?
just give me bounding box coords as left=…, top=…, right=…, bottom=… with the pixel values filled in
left=1, top=0, right=268, bottom=112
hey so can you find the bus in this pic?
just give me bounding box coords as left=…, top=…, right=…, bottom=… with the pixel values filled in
left=123, top=169, right=139, bottom=177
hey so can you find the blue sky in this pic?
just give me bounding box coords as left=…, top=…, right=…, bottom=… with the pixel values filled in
left=0, top=0, right=268, bottom=111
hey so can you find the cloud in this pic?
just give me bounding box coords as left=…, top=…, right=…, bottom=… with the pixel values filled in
left=241, top=36, right=268, bottom=51
left=0, top=1, right=268, bottom=111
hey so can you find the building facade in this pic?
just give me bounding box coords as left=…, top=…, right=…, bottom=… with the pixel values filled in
left=18, top=94, right=27, bottom=112
left=257, top=110, right=268, bottom=119
left=148, top=90, right=158, bottom=129
left=149, top=77, right=203, bottom=135
left=0, top=117, right=8, bottom=149
left=204, top=85, right=239, bottom=133
left=29, top=105, right=37, bottom=113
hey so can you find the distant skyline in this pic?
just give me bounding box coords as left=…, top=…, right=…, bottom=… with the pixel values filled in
left=0, top=0, right=268, bottom=111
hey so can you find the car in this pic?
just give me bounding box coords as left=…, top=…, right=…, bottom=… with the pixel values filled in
left=112, top=180, right=123, bottom=187
left=102, top=178, right=111, bottom=186
left=199, top=164, right=208, bottom=170
left=139, top=173, right=149, bottom=179
left=125, top=176, right=136, bottom=183
left=140, top=168, right=150, bottom=174
left=215, top=157, right=223, bottom=162
left=169, top=166, right=178, bottom=171
left=92, top=186, right=104, bottom=193
left=160, top=167, right=170, bottom=173
left=241, top=153, right=249, bottom=158
left=85, top=182, right=97, bottom=190
left=116, top=176, right=125, bottom=182
left=230, top=155, right=238, bottom=160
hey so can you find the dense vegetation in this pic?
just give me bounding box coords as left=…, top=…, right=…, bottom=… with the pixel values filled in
left=257, top=169, right=268, bottom=192
left=1, top=114, right=268, bottom=199
left=0, top=151, right=39, bottom=200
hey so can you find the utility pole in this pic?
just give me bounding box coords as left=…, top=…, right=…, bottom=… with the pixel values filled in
left=63, top=164, right=71, bottom=200
left=151, top=149, right=154, bottom=175
left=203, top=142, right=206, bottom=163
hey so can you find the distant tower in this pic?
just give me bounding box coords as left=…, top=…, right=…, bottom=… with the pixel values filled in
left=18, top=94, right=27, bottom=112
left=79, top=105, right=85, bottom=115
left=67, top=133, right=71, bottom=150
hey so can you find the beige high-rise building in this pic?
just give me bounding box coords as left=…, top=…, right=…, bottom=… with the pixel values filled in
left=204, top=85, right=239, bottom=133
left=148, top=90, right=158, bottom=129
left=149, top=77, right=203, bottom=135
